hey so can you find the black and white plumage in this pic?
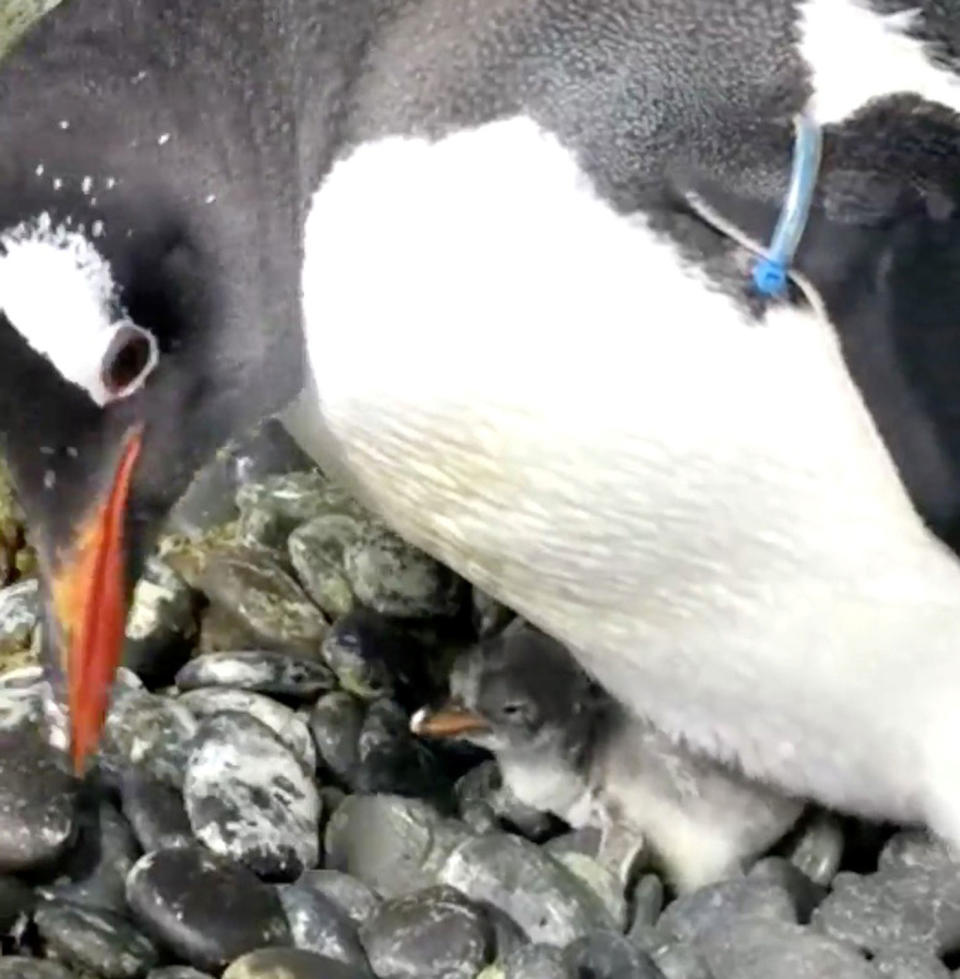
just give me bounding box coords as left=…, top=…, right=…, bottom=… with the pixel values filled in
left=1, top=0, right=960, bottom=845
left=412, top=621, right=804, bottom=892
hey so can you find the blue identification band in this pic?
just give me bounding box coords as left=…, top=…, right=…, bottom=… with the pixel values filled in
left=752, top=114, right=823, bottom=297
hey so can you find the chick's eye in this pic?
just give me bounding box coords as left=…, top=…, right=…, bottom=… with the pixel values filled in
left=100, top=323, right=158, bottom=400
left=501, top=702, right=528, bottom=720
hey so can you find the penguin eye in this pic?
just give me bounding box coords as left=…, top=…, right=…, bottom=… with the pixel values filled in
left=501, top=701, right=529, bottom=721
left=99, top=323, right=158, bottom=400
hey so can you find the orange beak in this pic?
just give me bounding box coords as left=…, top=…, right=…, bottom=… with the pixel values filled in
left=50, top=426, right=143, bottom=775
left=410, top=704, right=491, bottom=738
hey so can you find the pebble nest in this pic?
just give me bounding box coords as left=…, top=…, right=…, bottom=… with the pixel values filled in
left=0, top=426, right=958, bottom=979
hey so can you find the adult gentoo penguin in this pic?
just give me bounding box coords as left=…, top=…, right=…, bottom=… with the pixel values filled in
left=3, top=0, right=960, bottom=842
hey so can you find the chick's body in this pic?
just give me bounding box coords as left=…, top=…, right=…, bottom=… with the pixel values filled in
left=417, top=622, right=803, bottom=891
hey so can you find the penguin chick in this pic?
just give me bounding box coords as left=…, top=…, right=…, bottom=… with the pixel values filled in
left=412, top=621, right=805, bottom=892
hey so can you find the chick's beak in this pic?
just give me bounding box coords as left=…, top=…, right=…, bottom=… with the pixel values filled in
left=410, top=703, right=491, bottom=738
left=49, top=426, right=143, bottom=775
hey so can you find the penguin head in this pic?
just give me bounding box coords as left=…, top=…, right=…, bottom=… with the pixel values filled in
left=0, top=54, right=304, bottom=772
left=412, top=622, right=603, bottom=755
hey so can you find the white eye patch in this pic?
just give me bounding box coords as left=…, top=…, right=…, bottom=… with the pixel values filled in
left=0, top=212, right=158, bottom=406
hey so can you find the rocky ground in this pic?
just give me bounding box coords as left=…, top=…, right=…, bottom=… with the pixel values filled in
left=0, top=420, right=955, bottom=979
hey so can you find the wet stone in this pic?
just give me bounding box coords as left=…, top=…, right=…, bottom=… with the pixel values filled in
left=196, top=546, right=328, bottom=654
left=459, top=799, right=499, bottom=836
left=35, top=900, right=158, bottom=979
left=309, top=691, right=365, bottom=786
left=41, top=799, right=140, bottom=914
left=552, top=851, right=628, bottom=931
left=501, top=944, right=566, bottom=979
left=12, top=682, right=66, bottom=755
left=0, top=458, right=27, bottom=570
left=147, top=969, right=216, bottom=979
left=156, top=532, right=222, bottom=596
left=99, top=687, right=199, bottom=788
left=121, top=769, right=193, bottom=852
left=294, top=870, right=382, bottom=928
left=238, top=497, right=289, bottom=550
left=0, top=724, right=76, bottom=872
left=321, top=609, right=435, bottom=708
left=812, top=867, right=960, bottom=956
left=354, top=698, right=451, bottom=800
left=0, top=482, right=16, bottom=589
left=115, top=665, right=146, bottom=690
left=748, top=857, right=826, bottom=924
left=8, top=552, right=32, bottom=586
left=543, top=827, right=603, bottom=861
left=0, top=681, right=46, bottom=732
left=197, top=604, right=264, bottom=655
left=177, top=686, right=316, bottom=771
left=873, top=949, right=953, bottom=979
left=343, top=524, right=468, bottom=618
left=277, top=879, right=370, bottom=970
left=167, top=420, right=315, bottom=538
left=787, top=811, right=845, bottom=888
left=650, top=942, right=714, bottom=979
left=324, top=794, right=471, bottom=899
left=288, top=513, right=365, bottom=619
left=320, top=786, right=347, bottom=830
left=175, top=650, right=333, bottom=700
left=657, top=875, right=799, bottom=944
left=0, top=672, right=64, bottom=754
left=699, top=915, right=877, bottom=979
left=361, top=885, right=492, bottom=979
left=237, top=470, right=339, bottom=549
left=123, top=555, right=197, bottom=687
left=0, top=662, right=43, bottom=688
left=0, top=577, right=39, bottom=658
left=184, top=713, right=320, bottom=880
left=126, top=846, right=292, bottom=974
left=563, top=930, right=667, bottom=978
left=0, top=874, right=34, bottom=932
left=0, top=960, right=76, bottom=978
left=481, top=904, right=527, bottom=963
left=879, top=831, right=960, bottom=877
left=223, top=948, right=371, bottom=979
left=630, top=925, right=670, bottom=958
left=439, top=832, right=617, bottom=947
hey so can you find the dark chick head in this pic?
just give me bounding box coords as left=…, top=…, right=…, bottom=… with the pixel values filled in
left=0, top=5, right=304, bottom=771
left=412, top=621, right=602, bottom=754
